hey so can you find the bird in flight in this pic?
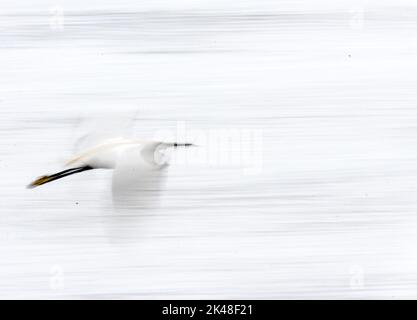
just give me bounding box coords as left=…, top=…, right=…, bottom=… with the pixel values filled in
left=27, top=138, right=194, bottom=188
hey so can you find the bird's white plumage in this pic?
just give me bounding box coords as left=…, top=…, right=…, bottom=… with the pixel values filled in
left=65, top=138, right=171, bottom=169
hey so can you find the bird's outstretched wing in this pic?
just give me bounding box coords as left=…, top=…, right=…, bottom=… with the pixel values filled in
left=70, top=109, right=138, bottom=157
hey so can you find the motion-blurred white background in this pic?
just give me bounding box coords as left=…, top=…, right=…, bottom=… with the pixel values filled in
left=2, top=0, right=417, bottom=298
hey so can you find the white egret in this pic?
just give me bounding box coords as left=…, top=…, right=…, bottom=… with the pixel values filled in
left=28, top=137, right=194, bottom=188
